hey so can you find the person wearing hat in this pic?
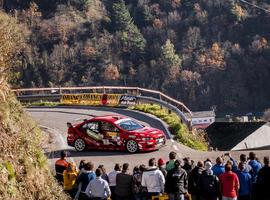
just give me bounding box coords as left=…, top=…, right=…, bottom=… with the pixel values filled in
left=55, top=151, right=69, bottom=185
left=198, top=161, right=219, bottom=200
left=165, top=159, right=188, bottom=200
left=158, top=158, right=167, bottom=178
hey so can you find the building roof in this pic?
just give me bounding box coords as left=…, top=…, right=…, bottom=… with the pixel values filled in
left=185, top=110, right=216, bottom=119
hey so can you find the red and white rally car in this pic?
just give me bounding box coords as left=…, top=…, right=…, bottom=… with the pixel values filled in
left=67, top=115, right=166, bottom=153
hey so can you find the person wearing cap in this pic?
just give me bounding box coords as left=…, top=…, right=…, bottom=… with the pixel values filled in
left=165, top=159, right=188, bottom=200
left=158, top=158, right=167, bottom=178
left=142, top=158, right=165, bottom=199
left=198, top=161, right=219, bottom=200
left=55, top=151, right=69, bottom=184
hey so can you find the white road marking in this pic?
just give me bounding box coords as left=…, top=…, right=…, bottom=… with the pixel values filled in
left=170, top=139, right=175, bottom=143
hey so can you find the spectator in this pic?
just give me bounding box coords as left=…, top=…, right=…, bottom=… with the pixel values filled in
left=55, top=151, right=69, bottom=184
left=133, top=165, right=147, bottom=200
left=77, top=162, right=96, bottom=200
left=182, top=157, right=193, bottom=174
left=236, top=162, right=252, bottom=200
left=212, top=157, right=225, bottom=177
left=78, top=160, right=87, bottom=172
left=165, top=159, right=188, bottom=200
left=75, top=160, right=87, bottom=200
left=225, top=153, right=238, bottom=172
left=239, top=154, right=252, bottom=173
left=256, top=156, right=270, bottom=200
left=166, top=151, right=177, bottom=171
left=85, top=168, right=111, bottom=200
left=142, top=158, right=165, bottom=199
left=198, top=161, right=219, bottom=200
left=158, top=158, right=167, bottom=178
left=115, top=163, right=133, bottom=200
left=188, top=161, right=204, bottom=200
left=219, top=163, right=239, bottom=200
left=248, top=152, right=262, bottom=183
left=98, top=165, right=109, bottom=183
left=108, top=163, right=121, bottom=200
left=63, top=162, right=78, bottom=198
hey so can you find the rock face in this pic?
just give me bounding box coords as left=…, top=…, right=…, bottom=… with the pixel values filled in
left=206, top=122, right=267, bottom=151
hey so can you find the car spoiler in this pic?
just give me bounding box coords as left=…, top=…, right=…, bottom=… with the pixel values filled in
left=67, top=118, right=88, bottom=128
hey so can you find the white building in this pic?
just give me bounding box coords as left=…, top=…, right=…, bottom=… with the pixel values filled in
left=187, top=111, right=216, bottom=129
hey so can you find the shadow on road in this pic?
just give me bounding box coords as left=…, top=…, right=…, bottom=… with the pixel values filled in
left=45, top=148, right=155, bottom=159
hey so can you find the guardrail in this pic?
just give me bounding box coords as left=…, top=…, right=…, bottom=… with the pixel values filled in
left=12, top=86, right=193, bottom=127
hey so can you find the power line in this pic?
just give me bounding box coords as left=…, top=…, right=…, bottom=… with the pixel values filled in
left=238, top=0, right=270, bottom=13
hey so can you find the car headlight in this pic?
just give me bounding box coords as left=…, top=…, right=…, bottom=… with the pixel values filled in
left=142, top=137, right=152, bottom=141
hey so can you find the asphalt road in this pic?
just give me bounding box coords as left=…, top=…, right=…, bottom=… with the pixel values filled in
left=26, top=106, right=270, bottom=171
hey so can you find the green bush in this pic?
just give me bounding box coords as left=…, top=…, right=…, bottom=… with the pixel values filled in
left=133, top=104, right=208, bottom=151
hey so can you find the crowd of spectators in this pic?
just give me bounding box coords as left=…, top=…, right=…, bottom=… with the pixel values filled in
left=55, top=151, right=270, bottom=200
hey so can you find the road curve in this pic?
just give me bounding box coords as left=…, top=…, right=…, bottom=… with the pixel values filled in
left=27, top=106, right=270, bottom=170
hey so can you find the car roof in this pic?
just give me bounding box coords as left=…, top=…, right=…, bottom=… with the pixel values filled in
left=91, top=115, right=127, bottom=123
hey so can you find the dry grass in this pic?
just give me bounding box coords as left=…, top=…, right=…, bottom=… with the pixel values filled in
left=0, top=92, right=69, bottom=200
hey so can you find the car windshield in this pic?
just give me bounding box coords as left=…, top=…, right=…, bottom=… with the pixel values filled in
left=118, top=119, right=144, bottom=131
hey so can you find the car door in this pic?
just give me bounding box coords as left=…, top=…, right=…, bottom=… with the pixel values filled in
left=81, top=121, right=104, bottom=145
left=99, top=121, right=122, bottom=149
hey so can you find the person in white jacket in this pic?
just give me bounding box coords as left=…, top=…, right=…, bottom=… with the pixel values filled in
left=142, top=158, right=165, bottom=199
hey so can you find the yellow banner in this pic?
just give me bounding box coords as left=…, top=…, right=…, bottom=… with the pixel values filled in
left=61, top=93, right=121, bottom=106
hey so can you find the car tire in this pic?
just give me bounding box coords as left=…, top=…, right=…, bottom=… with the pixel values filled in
left=74, top=138, right=86, bottom=152
left=126, top=140, right=138, bottom=153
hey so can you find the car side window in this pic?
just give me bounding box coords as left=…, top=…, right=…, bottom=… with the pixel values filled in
left=100, top=121, right=119, bottom=132
left=82, top=121, right=99, bottom=133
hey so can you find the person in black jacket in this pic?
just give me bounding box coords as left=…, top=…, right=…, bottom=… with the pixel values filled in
left=197, top=161, right=219, bottom=200
left=188, top=161, right=204, bottom=200
left=256, top=156, right=270, bottom=200
left=165, top=159, right=188, bottom=200
left=115, top=163, right=134, bottom=200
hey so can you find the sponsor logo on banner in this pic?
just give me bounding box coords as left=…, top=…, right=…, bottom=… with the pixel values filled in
left=119, top=95, right=137, bottom=105
left=61, top=93, right=121, bottom=106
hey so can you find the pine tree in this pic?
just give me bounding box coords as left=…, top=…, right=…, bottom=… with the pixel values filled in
left=161, top=39, right=181, bottom=68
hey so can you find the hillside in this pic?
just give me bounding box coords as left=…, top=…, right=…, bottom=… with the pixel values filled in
left=3, top=0, right=270, bottom=113
left=0, top=11, right=68, bottom=199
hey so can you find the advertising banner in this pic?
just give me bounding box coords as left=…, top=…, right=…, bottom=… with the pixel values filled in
left=118, top=95, right=137, bottom=106
left=61, top=93, right=137, bottom=107
left=61, top=93, right=121, bottom=106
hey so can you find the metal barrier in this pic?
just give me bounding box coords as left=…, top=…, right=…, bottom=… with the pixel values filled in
left=12, top=86, right=193, bottom=127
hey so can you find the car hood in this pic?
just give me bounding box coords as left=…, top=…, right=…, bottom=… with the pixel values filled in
left=130, top=126, right=164, bottom=138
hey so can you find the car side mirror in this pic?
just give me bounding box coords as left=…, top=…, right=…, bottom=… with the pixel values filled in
left=67, top=122, right=72, bottom=128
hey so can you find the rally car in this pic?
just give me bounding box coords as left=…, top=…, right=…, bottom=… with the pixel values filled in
left=66, top=115, right=166, bottom=153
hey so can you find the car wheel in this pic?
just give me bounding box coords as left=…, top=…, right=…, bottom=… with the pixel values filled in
left=74, top=138, right=86, bottom=152
left=126, top=140, right=138, bottom=153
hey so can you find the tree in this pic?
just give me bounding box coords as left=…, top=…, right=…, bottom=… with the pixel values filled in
left=111, top=0, right=146, bottom=55
left=111, top=0, right=133, bottom=31
left=104, top=64, right=120, bottom=81
left=161, top=39, right=181, bottom=68
left=0, top=11, right=24, bottom=100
